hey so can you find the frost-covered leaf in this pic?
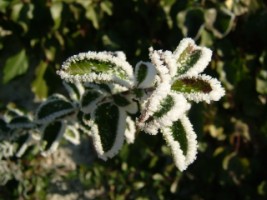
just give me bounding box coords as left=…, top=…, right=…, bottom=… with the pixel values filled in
left=149, top=48, right=176, bottom=82
left=77, top=111, right=92, bottom=135
left=8, top=116, right=35, bottom=129
left=15, top=133, right=31, bottom=157
left=173, top=38, right=212, bottom=76
left=84, top=83, right=112, bottom=94
left=113, top=94, right=130, bottom=107
left=138, top=83, right=171, bottom=127
left=64, top=125, right=80, bottom=145
left=124, top=116, right=136, bottom=144
left=162, top=115, right=197, bottom=171
left=63, top=81, right=84, bottom=101
left=80, top=89, right=104, bottom=113
left=102, top=51, right=126, bottom=61
left=134, top=61, right=157, bottom=88
left=36, top=94, right=75, bottom=124
left=57, top=51, right=134, bottom=87
left=91, top=102, right=126, bottom=160
left=123, top=100, right=138, bottom=114
left=139, top=89, right=190, bottom=135
left=41, top=121, right=65, bottom=156
left=171, top=75, right=225, bottom=103
left=3, top=107, right=24, bottom=122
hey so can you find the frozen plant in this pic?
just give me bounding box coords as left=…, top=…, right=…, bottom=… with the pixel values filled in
left=0, top=38, right=225, bottom=171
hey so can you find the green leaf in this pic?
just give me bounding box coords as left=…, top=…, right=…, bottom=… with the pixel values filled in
left=136, top=62, right=148, bottom=86
left=36, top=94, right=74, bottom=124
left=176, top=45, right=202, bottom=75
left=92, top=102, right=126, bottom=160
left=15, top=133, right=31, bottom=157
left=100, top=1, right=113, bottom=16
left=63, top=81, right=84, bottom=101
left=113, top=94, right=130, bottom=107
left=81, top=89, right=103, bottom=113
left=153, top=95, right=175, bottom=119
left=0, top=118, right=10, bottom=139
left=145, top=94, right=175, bottom=126
left=171, top=77, right=212, bottom=93
left=50, top=1, right=63, bottom=30
left=31, top=61, right=48, bottom=101
left=140, top=92, right=189, bottom=135
left=77, top=111, right=91, bottom=134
left=86, top=5, right=100, bottom=29
left=205, top=8, right=235, bottom=39
left=41, top=121, right=65, bottom=155
left=84, top=83, right=112, bottom=93
left=0, top=1, right=10, bottom=13
left=177, top=8, right=204, bottom=38
left=95, top=103, right=119, bottom=152
left=3, top=49, right=29, bottom=84
left=8, top=116, right=35, bottom=129
left=161, top=116, right=197, bottom=171
left=134, top=61, right=156, bottom=88
left=64, top=125, right=80, bottom=145
left=173, top=38, right=212, bottom=77
left=171, top=75, right=225, bottom=103
left=256, top=70, right=267, bottom=95
left=170, top=120, right=188, bottom=156
left=57, top=52, right=133, bottom=87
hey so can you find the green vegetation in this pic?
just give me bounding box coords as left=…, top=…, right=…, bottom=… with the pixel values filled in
left=1, top=0, right=267, bottom=199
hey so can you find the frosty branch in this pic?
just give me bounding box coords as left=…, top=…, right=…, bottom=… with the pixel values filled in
left=0, top=38, right=225, bottom=172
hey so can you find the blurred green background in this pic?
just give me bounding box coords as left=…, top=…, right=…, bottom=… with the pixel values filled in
left=1, top=0, right=267, bottom=199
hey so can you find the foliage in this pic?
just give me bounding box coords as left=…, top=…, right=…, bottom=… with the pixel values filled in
left=1, top=0, right=267, bottom=199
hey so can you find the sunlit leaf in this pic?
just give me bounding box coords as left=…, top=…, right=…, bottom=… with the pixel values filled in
left=86, top=5, right=100, bottom=29
left=31, top=61, right=48, bottom=101
left=100, top=1, right=113, bottom=16
left=50, top=1, right=63, bottom=30
left=57, top=51, right=134, bottom=87
left=64, top=125, right=80, bottom=145
left=256, top=70, right=267, bottom=95
left=172, top=77, right=212, bottom=93
left=173, top=38, right=212, bottom=77
left=3, top=49, right=29, bottom=84
left=171, top=75, right=225, bottom=103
